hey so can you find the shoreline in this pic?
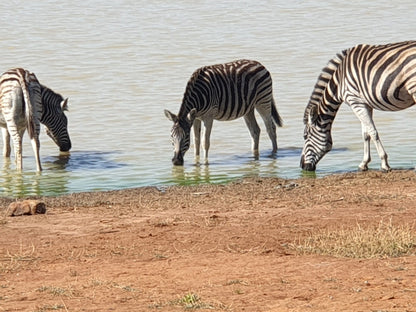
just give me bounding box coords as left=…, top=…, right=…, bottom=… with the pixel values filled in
left=2, top=168, right=414, bottom=207
left=2, top=169, right=416, bottom=311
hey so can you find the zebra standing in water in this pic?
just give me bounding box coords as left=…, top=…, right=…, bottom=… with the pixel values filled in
left=301, top=41, right=416, bottom=172
left=0, top=68, right=71, bottom=171
left=165, top=59, right=283, bottom=166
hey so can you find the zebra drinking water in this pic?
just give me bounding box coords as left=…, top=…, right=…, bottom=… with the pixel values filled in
left=165, top=59, right=283, bottom=166
left=0, top=68, right=71, bottom=171
left=301, top=41, right=416, bottom=172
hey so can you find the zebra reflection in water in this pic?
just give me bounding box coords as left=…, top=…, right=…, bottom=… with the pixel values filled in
left=165, top=59, right=283, bottom=166
left=0, top=68, right=71, bottom=171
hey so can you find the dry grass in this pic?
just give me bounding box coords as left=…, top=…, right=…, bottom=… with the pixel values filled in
left=291, top=219, right=416, bottom=258
left=36, top=285, right=77, bottom=297
left=0, top=243, right=38, bottom=273
left=33, top=304, right=67, bottom=312
left=148, top=292, right=230, bottom=310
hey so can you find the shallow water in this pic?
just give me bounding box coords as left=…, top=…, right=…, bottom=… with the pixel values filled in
left=1, top=1, right=416, bottom=197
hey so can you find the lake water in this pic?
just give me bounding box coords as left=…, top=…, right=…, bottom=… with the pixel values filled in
left=1, top=0, right=416, bottom=197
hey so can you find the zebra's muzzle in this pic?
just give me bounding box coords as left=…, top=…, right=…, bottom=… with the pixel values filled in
left=59, top=141, right=71, bottom=152
left=300, top=155, right=316, bottom=171
left=172, top=154, right=184, bottom=166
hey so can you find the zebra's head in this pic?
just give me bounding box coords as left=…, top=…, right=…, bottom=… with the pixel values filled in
left=300, top=105, right=332, bottom=171
left=165, top=108, right=196, bottom=166
left=40, top=86, right=72, bottom=153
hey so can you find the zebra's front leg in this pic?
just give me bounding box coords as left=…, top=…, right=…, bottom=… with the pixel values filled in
left=1, top=128, right=11, bottom=157
left=193, top=119, right=201, bottom=164
left=203, top=119, right=213, bottom=164
left=243, top=110, right=260, bottom=159
left=373, top=134, right=390, bottom=172
left=257, top=108, right=278, bottom=155
left=364, top=124, right=390, bottom=172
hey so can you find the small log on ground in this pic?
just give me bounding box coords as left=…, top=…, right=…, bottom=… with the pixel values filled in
left=7, top=200, right=46, bottom=217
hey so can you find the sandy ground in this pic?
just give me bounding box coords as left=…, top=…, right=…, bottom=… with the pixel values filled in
left=1, top=170, right=416, bottom=311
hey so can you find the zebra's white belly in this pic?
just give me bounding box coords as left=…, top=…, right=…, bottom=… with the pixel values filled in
left=205, top=102, right=253, bottom=121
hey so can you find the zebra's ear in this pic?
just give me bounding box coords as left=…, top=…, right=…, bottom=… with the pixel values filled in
left=164, top=109, right=178, bottom=123
left=308, top=105, right=318, bottom=125
left=61, top=98, right=69, bottom=111
left=187, top=108, right=196, bottom=124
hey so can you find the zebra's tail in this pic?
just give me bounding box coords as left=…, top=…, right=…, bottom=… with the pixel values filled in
left=15, top=68, right=36, bottom=139
left=271, top=98, right=283, bottom=127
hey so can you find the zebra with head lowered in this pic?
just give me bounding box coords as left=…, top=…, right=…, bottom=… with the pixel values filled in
left=164, top=59, right=283, bottom=166
left=301, top=41, right=416, bottom=172
left=0, top=68, right=71, bottom=171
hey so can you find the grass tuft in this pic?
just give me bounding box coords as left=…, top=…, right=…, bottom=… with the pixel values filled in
left=149, top=292, right=218, bottom=310
left=37, top=285, right=76, bottom=297
left=33, top=304, right=66, bottom=312
left=1, top=243, right=38, bottom=273
left=291, top=219, right=416, bottom=259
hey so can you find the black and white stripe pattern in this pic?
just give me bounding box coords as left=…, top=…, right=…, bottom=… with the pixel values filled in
left=40, top=85, right=71, bottom=153
left=165, top=59, right=283, bottom=165
left=301, top=41, right=416, bottom=171
left=0, top=68, right=71, bottom=171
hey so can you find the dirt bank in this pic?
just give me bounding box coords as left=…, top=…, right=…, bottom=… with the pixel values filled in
left=1, top=170, right=416, bottom=311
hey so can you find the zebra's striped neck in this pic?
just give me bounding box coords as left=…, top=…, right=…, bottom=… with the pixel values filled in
left=303, top=50, right=347, bottom=125
left=39, top=85, right=63, bottom=121
left=178, top=67, right=210, bottom=120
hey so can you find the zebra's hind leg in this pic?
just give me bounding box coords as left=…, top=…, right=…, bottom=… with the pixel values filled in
left=1, top=128, right=11, bottom=157
left=257, top=106, right=278, bottom=155
left=11, top=131, right=23, bottom=171
left=243, top=110, right=261, bottom=159
left=352, top=104, right=390, bottom=172
left=374, top=137, right=390, bottom=172
left=30, top=136, right=42, bottom=172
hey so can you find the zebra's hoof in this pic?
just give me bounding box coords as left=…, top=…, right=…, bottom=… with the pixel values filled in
left=358, top=165, right=368, bottom=171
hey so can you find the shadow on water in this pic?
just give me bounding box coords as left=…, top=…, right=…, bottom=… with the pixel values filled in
left=43, top=150, right=128, bottom=171
left=211, top=146, right=303, bottom=164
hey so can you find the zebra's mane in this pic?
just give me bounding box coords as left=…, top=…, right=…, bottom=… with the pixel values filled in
left=40, top=84, right=64, bottom=106
left=303, top=49, right=348, bottom=124
left=178, top=67, right=207, bottom=119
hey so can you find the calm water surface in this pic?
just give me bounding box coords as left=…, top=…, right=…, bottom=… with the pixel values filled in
left=1, top=1, right=416, bottom=197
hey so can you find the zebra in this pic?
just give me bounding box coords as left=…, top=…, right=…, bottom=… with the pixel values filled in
left=164, top=59, right=283, bottom=166
left=301, top=41, right=416, bottom=172
left=0, top=68, right=71, bottom=171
